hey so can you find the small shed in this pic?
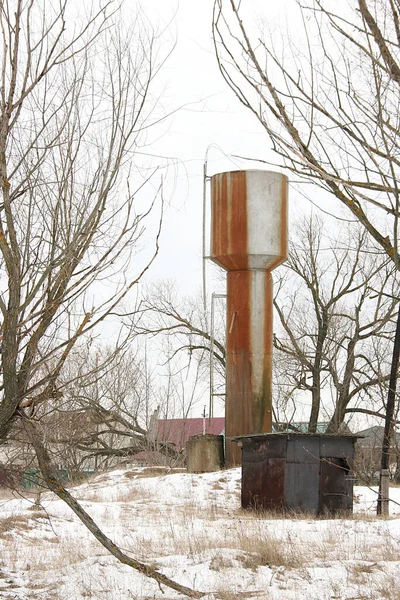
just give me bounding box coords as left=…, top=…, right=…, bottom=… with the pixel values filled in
left=235, top=433, right=359, bottom=515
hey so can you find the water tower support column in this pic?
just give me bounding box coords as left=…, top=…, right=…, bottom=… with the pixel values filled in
left=226, top=269, right=273, bottom=464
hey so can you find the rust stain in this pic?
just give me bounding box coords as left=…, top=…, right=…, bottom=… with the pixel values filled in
left=225, top=270, right=252, bottom=465
left=225, top=269, right=274, bottom=464
left=211, top=171, right=248, bottom=271
left=220, top=173, right=228, bottom=259
left=241, top=455, right=285, bottom=510
left=212, top=174, right=228, bottom=261
left=249, top=271, right=273, bottom=436
left=226, top=270, right=251, bottom=353
left=228, top=171, right=248, bottom=267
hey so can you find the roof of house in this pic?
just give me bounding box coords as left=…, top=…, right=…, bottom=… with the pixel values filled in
left=355, top=426, right=400, bottom=445
left=156, top=417, right=225, bottom=450
left=273, top=422, right=352, bottom=434
left=155, top=418, right=352, bottom=450
left=356, top=426, right=384, bottom=437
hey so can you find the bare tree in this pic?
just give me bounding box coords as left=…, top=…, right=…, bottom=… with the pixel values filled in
left=141, top=218, right=399, bottom=439
left=213, top=0, right=400, bottom=265
left=274, top=215, right=399, bottom=432
left=0, top=1, right=166, bottom=437
left=135, top=281, right=226, bottom=410
left=43, top=345, right=152, bottom=472
left=0, top=1, right=206, bottom=596
left=137, top=281, right=226, bottom=372
left=3, top=343, right=153, bottom=475
left=213, top=0, right=400, bottom=514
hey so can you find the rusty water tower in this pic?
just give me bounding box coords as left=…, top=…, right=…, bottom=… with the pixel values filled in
left=210, top=170, right=288, bottom=465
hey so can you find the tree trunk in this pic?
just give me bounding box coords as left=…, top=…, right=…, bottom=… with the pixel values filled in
left=327, top=338, right=357, bottom=433
left=309, top=369, right=321, bottom=433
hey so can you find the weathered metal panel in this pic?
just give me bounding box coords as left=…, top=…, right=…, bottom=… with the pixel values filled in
left=242, top=456, right=285, bottom=510
left=211, top=171, right=248, bottom=271
left=284, top=462, right=320, bottom=513
left=225, top=270, right=252, bottom=465
left=319, top=457, right=353, bottom=514
left=247, top=173, right=287, bottom=271
left=210, top=170, right=288, bottom=271
left=225, top=270, right=274, bottom=464
left=286, top=436, right=321, bottom=464
left=241, top=435, right=287, bottom=460
left=320, top=438, right=356, bottom=460
left=237, top=433, right=357, bottom=515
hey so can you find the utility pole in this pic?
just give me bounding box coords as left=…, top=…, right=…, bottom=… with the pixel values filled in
left=377, top=303, right=400, bottom=515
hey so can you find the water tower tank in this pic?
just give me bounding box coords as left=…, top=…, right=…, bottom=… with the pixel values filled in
left=210, top=170, right=288, bottom=465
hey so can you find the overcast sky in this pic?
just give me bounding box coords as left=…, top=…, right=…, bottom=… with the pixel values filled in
left=135, top=0, right=351, bottom=299
left=131, top=0, right=293, bottom=296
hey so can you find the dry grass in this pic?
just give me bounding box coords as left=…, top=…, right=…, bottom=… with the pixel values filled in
left=0, top=513, right=33, bottom=534
left=310, top=518, right=400, bottom=566
left=136, top=467, right=185, bottom=478
left=3, top=525, right=91, bottom=576
left=1, top=468, right=400, bottom=599
left=0, top=486, right=37, bottom=502
left=237, top=504, right=393, bottom=523
left=112, top=485, right=153, bottom=503
left=124, top=503, right=306, bottom=571
left=347, top=560, right=384, bottom=585
left=20, top=540, right=86, bottom=573
left=209, top=555, right=236, bottom=571
left=75, top=481, right=152, bottom=504
left=0, top=487, right=16, bottom=500
left=122, top=467, right=186, bottom=479
left=212, top=481, right=224, bottom=490
left=235, top=526, right=304, bottom=570
left=160, top=502, right=397, bottom=576
left=236, top=506, right=319, bottom=522
left=363, top=534, right=400, bottom=562
left=214, top=591, right=269, bottom=600
left=377, top=576, right=400, bottom=600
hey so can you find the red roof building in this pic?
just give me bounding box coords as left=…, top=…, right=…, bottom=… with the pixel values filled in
left=156, top=417, right=225, bottom=451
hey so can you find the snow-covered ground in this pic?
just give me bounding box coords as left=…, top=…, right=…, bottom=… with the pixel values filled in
left=1, top=467, right=400, bottom=599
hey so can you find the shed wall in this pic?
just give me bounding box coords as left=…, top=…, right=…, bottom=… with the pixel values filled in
left=238, top=434, right=357, bottom=515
